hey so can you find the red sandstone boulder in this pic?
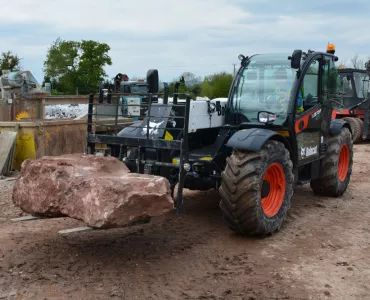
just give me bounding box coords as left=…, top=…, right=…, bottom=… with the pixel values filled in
left=12, top=154, right=174, bottom=228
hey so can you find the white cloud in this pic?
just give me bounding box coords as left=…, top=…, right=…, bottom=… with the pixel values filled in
left=1, top=0, right=369, bottom=83
left=0, top=0, right=250, bottom=33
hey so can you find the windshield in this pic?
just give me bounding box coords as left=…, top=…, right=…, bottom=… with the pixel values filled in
left=120, top=83, right=148, bottom=93
left=338, top=73, right=353, bottom=97
left=131, top=84, right=148, bottom=93
left=353, top=72, right=369, bottom=98
left=232, top=53, right=297, bottom=124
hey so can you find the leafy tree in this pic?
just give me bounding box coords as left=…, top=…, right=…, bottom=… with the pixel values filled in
left=43, top=38, right=112, bottom=94
left=190, top=83, right=202, bottom=98
left=166, top=72, right=203, bottom=99
left=165, top=71, right=232, bottom=100
left=181, top=72, right=202, bottom=87
left=200, top=72, right=233, bottom=99
left=0, top=51, right=21, bottom=75
left=168, top=76, right=190, bottom=98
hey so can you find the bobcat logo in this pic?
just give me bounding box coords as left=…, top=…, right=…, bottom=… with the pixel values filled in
left=141, top=120, right=164, bottom=136
left=301, top=145, right=318, bottom=158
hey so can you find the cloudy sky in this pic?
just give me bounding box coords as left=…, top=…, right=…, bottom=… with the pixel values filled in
left=1, top=0, right=369, bottom=84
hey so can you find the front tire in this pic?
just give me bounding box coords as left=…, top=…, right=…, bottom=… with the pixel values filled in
left=219, top=140, right=294, bottom=236
left=310, top=127, right=353, bottom=197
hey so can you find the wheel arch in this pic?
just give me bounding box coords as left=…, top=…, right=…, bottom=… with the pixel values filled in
left=226, top=128, right=292, bottom=158
left=330, top=118, right=352, bottom=137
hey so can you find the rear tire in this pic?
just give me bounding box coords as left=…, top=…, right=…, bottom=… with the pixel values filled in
left=310, top=127, right=353, bottom=197
left=343, top=117, right=360, bottom=143
left=219, top=140, right=294, bottom=236
left=354, top=118, right=364, bottom=143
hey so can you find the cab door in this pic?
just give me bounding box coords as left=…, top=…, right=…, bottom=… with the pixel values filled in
left=319, top=54, right=338, bottom=153
left=294, top=55, right=323, bottom=166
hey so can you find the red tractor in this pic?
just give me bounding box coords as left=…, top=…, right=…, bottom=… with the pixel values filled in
left=331, top=62, right=370, bottom=143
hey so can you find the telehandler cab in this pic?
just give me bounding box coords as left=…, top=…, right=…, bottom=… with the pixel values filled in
left=87, top=48, right=353, bottom=236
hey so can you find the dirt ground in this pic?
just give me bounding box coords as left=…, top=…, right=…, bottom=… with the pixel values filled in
left=0, top=144, right=370, bottom=300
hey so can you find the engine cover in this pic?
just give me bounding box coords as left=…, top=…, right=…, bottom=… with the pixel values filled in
left=188, top=98, right=228, bottom=132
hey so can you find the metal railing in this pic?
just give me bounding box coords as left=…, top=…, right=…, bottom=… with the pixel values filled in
left=86, top=91, right=192, bottom=213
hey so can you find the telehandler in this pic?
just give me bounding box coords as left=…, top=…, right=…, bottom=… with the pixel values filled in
left=86, top=47, right=353, bottom=236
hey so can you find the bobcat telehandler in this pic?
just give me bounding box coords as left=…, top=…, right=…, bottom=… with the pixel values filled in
left=87, top=48, right=353, bottom=236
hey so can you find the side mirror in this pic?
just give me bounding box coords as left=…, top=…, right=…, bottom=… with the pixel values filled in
left=146, top=69, right=159, bottom=93
left=258, top=111, right=277, bottom=124
left=163, top=82, right=169, bottom=104
left=216, top=100, right=221, bottom=112
left=98, top=83, right=104, bottom=104
left=365, top=61, right=370, bottom=75
left=289, top=50, right=302, bottom=69
left=238, top=54, right=249, bottom=65
left=173, top=81, right=181, bottom=104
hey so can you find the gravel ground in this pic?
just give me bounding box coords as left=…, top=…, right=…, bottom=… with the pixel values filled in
left=0, top=144, right=369, bottom=300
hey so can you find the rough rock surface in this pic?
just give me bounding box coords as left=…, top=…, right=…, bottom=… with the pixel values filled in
left=12, top=154, right=174, bottom=228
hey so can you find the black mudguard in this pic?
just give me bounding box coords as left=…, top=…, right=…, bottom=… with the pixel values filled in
left=329, top=119, right=352, bottom=136
left=226, top=128, right=290, bottom=153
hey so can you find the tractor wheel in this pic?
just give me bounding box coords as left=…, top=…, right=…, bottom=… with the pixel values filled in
left=219, top=140, right=294, bottom=236
left=310, top=127, right=353, bottom=197
left=342, top=117, right=360, bottom=143
left=354, top=118, right=364, bottom=143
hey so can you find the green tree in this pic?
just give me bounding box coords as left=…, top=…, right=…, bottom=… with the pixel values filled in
left=190, top=83, right=202, bottom=98
left=200, top=72, right=233, bottom=98
left=181, top=72, right=202, bottom=87
left=168, top=76, right=190, bottom=98
left=162, top=71, right=233, bottom=100
left=43, top=38, right=112, bottom=94
left=77, top=40, right=112, bottom=94
left=0, top=51, right=21, bottom=75
left=166, top=72, right=203, bottom=99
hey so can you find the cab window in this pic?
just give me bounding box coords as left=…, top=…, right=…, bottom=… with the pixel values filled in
left=301, top=59, right=320, bottom=110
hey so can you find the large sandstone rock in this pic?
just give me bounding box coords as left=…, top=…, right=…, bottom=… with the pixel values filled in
left=12, top=154, right=174, bottom=228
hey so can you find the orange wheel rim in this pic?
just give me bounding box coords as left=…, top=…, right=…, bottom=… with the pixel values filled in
left=338, top=144, right=350, bottom=182
left=261, top=163, right=286, bottom=217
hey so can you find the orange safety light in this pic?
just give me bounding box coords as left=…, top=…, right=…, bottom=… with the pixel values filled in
left=327, top=43, right=335, bottom=52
